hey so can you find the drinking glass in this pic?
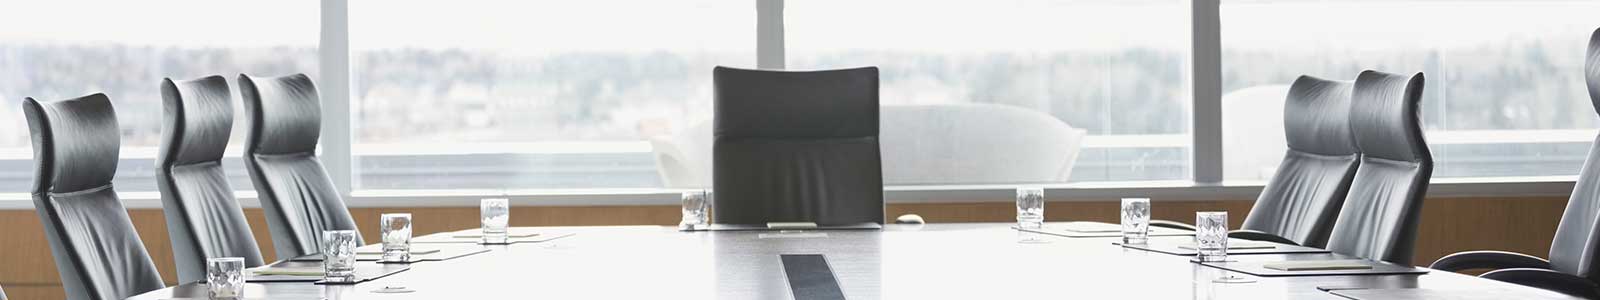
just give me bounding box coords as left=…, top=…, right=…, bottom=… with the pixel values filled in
left=207, top=257, right=244, bottom=299
left=1195, top=212, right=1229, bottom=262
left=1121, top=198, right=1151, bottom=244
left=680, top=190, right=709, bottom=230
left=322, top=230, right=358, bottom=282
left=1015, top=187, right=1045, bottom=229
left=481, top=198, right=510, bottom=244
left=380, top=213, right=412, bottom=262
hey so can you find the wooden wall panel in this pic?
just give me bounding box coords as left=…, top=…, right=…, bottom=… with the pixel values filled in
left=0, top=196, right=1568, bottom=298
left=0, top=210, right=57, bottom=285
left=3, top=284, right=66, bottom=300
left=1414, top=197, right=1567, bottom=267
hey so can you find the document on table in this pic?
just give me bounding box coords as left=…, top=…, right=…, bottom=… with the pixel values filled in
left=451, top=227, right=544, bottom=238
left=1058, top=221, right=1123, bottom=233
left=251, top=267, right=323, bottom=276
left=767, top=222, right=820, bottom=229
left=1261, top=260, right=1374, bottom=271
left=356, top=246, right=443, bottom=255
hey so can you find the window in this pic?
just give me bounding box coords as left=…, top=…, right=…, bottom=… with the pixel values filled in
left=786, top=0, right=1193, bottom=184
left=1221, top=0, right=1600, bottom=181
left=0, top=0, right=319, bottom=193
left=350, top=0, right=755, bottom=190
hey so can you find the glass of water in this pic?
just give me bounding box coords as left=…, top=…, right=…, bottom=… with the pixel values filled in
left=481, top=198, right=510, bottom=244
left=207, top=257, right=244, bottom=299
left=1195, top=211, right=1229, bottom=262
left=1121, top=198, right=1151, bottom=245
left=1015, top=187, right=1045, bottom=229
left=680, top=190, right=709, bottom=230
left=322, top=230, right=358, bottom=282
left=380, top=213, right=412, bottom=262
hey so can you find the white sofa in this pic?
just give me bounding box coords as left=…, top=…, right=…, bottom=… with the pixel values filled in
left=650, top=103, right=1088, bottom=188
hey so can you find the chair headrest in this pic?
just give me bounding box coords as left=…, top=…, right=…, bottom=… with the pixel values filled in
left=1351, top=70, right=1430, bottom=163
left=160, top=75, right=234, bottom=166
left=1587, top=28, right=1600, bottom=116
left=713, top=66, right=879, bottom=139
left=240, top=73, right=321, bottom=156
left=23, top=93, right=121, bottom=194
left=1283, top=75, right=1357, bottom=156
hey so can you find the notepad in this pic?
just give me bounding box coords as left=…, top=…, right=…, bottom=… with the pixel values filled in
left=1176, top=240, right=1280, bottom=250
left=356, top=247, right=443, bottom=255
left=1261, top=260, right=1374, bottom=271
left=251, top=267, right=324, bottom=276
left=767, top=222, right=819, bottom=229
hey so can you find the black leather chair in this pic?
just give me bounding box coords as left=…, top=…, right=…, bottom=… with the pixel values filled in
left=1150, top=76, right=1361, bottom=245
left=1427, top=28, right=1600, bottom=299
left=24, top=94, right=166, bottom=300
left=710, top=66, right=886, bottom=226
left=1231, top=76, right=1360, bottom=248
left=239, top=73, right=362, bottom=259
left=1323, top=70, right=1432, bottom=265
left=158, top=76, right=267, bottom=283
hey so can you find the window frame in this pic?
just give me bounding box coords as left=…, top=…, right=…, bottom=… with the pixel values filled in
left=0, top=0, right=1582, bottom=203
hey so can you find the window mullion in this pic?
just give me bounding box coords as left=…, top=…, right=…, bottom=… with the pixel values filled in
left=320, top=0, right=355, bottom=196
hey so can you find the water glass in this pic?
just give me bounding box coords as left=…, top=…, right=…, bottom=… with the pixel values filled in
left=680, top=190, right=709, bottom=229
left=1015, top=187, right=1045, bottom=229
left=1121, top=198, right=1151, bottom=244
left=380, top=213, right=412, bottom=262
left=1195, top=212, right=1229, bottom=262
left=206, top=257, right=244, bottom=299
left=481, top=198, right=511, bottom=244
left=322, top=230, right=358, bottom=282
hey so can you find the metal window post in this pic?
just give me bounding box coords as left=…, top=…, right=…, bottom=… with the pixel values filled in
left=757, top=0, right=785, bottom=69
left=1190, top=0, right=1223, bottom=184
left=320, top=0, right=355, bottom=196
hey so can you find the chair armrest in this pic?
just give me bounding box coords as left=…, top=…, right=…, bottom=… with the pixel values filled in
left=1480, top=268, right=1600, bottom=299
left=894, top=214, right=925, bottom=225
left=1148, top=219, right=1196, bottom=231
left=1429, top=250, right=1551, bottom=272
left=1227, top=229, right=1299, bottom=246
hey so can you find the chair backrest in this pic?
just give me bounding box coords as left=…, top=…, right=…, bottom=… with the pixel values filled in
left=158, top=76, right=266, bottom=283
left=1240, top=75, right=1360, bottom=248
left=1548, top=28, right=1600, bottom=280
left=239, top=73, right=361, bottom=259
left=1325, top=70, right=1432, bottom=265
left=711, top=66, right=885, bottom=225
left=24, top=94, right=165, bottom=300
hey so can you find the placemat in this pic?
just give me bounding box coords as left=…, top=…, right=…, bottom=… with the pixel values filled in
left=248, top=263, right=410, bottom=283
left=1331, top=288, right=1579, bottom=300
left=414, top=229, right=576, bottom=244
left=1199, top=259, right=1427, bottom=277
left=686, top=222, right=883, bottom=232
left=1014, top=221, right=1193, bottom=238
left=289, top=244, right=491, bottom=263
left=1114, top=238, right=1331, bottom=256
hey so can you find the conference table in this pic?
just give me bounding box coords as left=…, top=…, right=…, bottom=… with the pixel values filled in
left=129, top=223, right=1580, bottom=299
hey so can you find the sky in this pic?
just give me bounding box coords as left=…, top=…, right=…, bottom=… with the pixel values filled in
left=0, top=0, right=319, bottom=47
